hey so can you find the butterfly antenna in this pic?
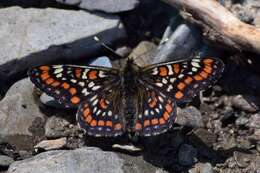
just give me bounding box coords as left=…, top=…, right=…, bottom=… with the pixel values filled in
left=94, top=36, right=123, bottom=59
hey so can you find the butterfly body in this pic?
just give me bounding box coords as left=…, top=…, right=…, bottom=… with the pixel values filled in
left=28, top=57, right=224, bottom=137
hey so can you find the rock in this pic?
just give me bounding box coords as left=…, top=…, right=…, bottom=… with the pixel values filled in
left=0, top=155, right=14, bottom=169
left=233, top=151, right=252, bottom=168
left=248, top=113, right=260, bottom=129
left=178, top=144, right=197, bottom=166
left=231, top=95, right=259, bottom=113
left=0, top=7, right=126, bottom=96
left=235, top=116, right=249, bottom=126
left=189, top=162, right=214, bottom=173
left=176, top=106, right=204, bottom=128
left=0, top=79, right=45, bottom=150
left=190, top=128, right=217, bottom=148
left=8, top=147, right=162, bottom=173
left=45, top=116, right=81, bottom=139
left=56, top=0, right=140, bottom=13
left=34, top=138, right=67, bottom=151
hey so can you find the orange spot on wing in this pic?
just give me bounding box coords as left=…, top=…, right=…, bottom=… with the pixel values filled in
left=204, top=66, right=212, bottom=74
left=83, top=108, right=90, bottom=118
left=173, top=64, right=180, bottom=73
left=149, top=97, right=157, bottom=108
left=71, top=96, right=80, bottom=104
left=88, top=70, right=97, bottom=80
left=51, top=81, right=60, bottom=87
left=69, top=87, right=77, bottom=95
left=98, top=120, right=105, bottom=126
left=135, top=123, right=142, bottom=130
left=159, top=66, right=168, bottom=77
left=159, top=118, right=166, bottom=125
left=194, top=75, right=203, bottom=81
left=99, top=98, right=108, bottom=109
left=200, top=71, right=208, bottom=78
left=184, top=76, right=193, bottom=84
left=39, top=66, right=50, bottom=71
left=203, top=58, right=214, bottom=64
left=40, top=73, right=50, bottom=80
left=46, top=78, right=54, bottom=85
left=75, top=68, right=82, bottom=78
left=151, top=118, right=159, bottom=125
left=62, top=82, right=70, bottom=89
left=86, top=116, right=92, bottom=123
left=144, top=120, right=150, bottom=127
left=177, top=82, right=186, bottom=90
left=175, top=91, right=184, bottom=99
left=90, top=120, right=97, bottom=126
left=163, top=111, right=170, bottom=120
left=106, top=121, right=113, bottom=127
left=166, top=103, right=173, bottom=113
left=114, top=123, right=122, bottom=130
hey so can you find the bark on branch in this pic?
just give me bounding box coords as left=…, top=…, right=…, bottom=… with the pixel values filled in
left=162, top=0, right=260, bottom=54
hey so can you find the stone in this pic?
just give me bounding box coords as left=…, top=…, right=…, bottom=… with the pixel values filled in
left=56, top=0, right=140, bottom=13
left=34, top=138, right=67, bottom=151
left=231, top=95, right=259, bottom=113
left=178, top=144, right=197, bottom=166
left=45, top=116, right=81, bottom=139
left=175, top=106, right=204, bottom=128
left=248, top=113, right=260, bottom=129
left=8, top=147, right=162, bottom=173
left=0, top=7, right=122, bottom=65
left=189, top=162, right=214, bottom=173
left=233, top=151, right=252, bottom=168
left=0, top=155, right=14, bottom=168
left=0, top=79, right=45, bottom=150
left=0, top=7, right=126, bottom=96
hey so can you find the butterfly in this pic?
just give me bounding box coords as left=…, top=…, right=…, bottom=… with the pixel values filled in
left=28, top=57, right=224, bottom=137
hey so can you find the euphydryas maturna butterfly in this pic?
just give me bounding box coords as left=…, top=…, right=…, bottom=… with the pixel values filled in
left=28, top=57, right=224, bottom=137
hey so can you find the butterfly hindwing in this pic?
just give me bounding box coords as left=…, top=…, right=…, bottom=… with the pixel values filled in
left=77, top=89, right=125, bottom=137
left=28, top=65, right=120, bottom=107
left=132, top=86, right=176, bottom=136
left=141, top=57, right=224, bottom=102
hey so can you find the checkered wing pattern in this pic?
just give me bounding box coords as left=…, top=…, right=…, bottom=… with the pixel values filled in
left=141, top=57, right=224, bottom=103
left=28, top=65, right=119, bottom=107
left=132, top=86, right=176, bottom=136
left=28, top=65, right=125, bottom=136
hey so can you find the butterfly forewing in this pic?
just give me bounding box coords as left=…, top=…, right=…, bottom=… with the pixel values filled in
left=77, top=89, right=125, bottom=137
left=141, top=57, right=224, bottom=103
left=28, top=65, right=120, bottom=107
left=132, top=86, right=176, bottom=136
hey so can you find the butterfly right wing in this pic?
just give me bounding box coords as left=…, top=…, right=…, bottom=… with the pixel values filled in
left=28, top=65, right=120, bottom=108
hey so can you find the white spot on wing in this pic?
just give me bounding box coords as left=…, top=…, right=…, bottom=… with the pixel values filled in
left=156, top=83, right=163, bottom=87
left=167, top=85, right=173, bottom=92
left=144, top=110, right=149, bottom=116
left=56, top=73, right=62, bottom=78
left=92, top=99, right=98, bottom=106
left=79, top=82, right=85, bottom=87
left=99, top=71, right=106, bottom=78
left=54, top=68, right=63, bottom=74
left=70, top=79, right=77, bottom=83
left=108, top=111, right=112, bottom=116
left=167, top=65, right=173, bottom=75
left=92, top=85, right=101, bottom=91
left=88, top=82, right=94, bottom=88
left=170, top=78, right=176, bottom=83
left=82, top=69, right=89, bottom=79
left=191, top=62, right=200, bottom=67
left=152, top=68, right=158, bottom=75
left=192, top=67, right=198, bottom=72
left=162, top=78, right=168, bottom=84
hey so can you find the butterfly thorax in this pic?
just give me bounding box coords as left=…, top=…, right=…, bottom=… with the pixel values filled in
left=121, top=59, right=140, bottom=130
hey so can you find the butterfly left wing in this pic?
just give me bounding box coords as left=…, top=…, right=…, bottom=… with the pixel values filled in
left=131, top=86, right=177, bottom=136
left=77, top=89, right=125, bottom=137
left=140, top=57, right=224, bottom=103
left=28, top=65, right=120, bottom=108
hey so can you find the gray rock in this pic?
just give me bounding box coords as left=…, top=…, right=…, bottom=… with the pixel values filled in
left=7, top=147, right=162, bottom=173
left=233, top=151, right=252, bottom=168
left=176, top=106, right=204, bottom=128
left=0, top=79, right=45, bottom=150
left=189, top=162, right=214, bottom=173
left=0, top=7, right=122, bottom=65
left=0, top=155, right=14, bottom=168
left=235, top=116, right=249, bottom=126
left=248, top=113, right=260, bottom=129
left=56, top=0, right=140, bottom=13
left=231, top=95, right=259, bottom=113
left=0, top=7, right=126, bottom=96
left=34, top=138, right=67, bottom=151
left=45, top=116, right=81, bottom=139
left=178, top=144, right=197, bottom=166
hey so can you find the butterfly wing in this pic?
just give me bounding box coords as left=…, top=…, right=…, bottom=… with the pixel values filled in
left=131, top=86, right=177, bottom=136
left=28, top=65, right=120, bottom=108
left=140, top=57, right=224, bottom=103
left=77, top=89, right=125, bottom=137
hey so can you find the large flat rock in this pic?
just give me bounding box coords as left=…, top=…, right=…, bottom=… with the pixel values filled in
left=7, top=147, right=165, bottom=173
left=0, top=7, right=122, bottom=65
left=0, top=79, right=45, bottom=150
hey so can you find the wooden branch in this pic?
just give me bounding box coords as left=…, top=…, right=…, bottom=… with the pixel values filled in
left=162, top=0, right=260, bottom=54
